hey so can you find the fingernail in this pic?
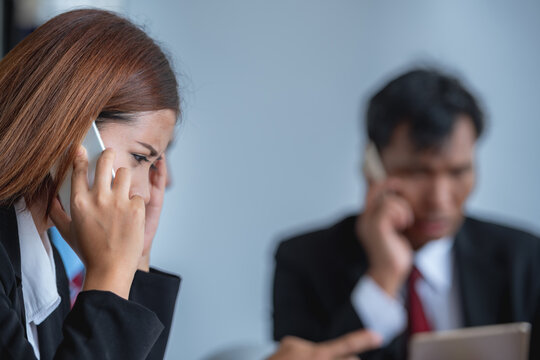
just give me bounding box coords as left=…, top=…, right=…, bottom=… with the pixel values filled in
left=77, top=146, right=84, bottom=156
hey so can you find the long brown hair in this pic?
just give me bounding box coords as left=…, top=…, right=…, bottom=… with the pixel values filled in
left=0, top=9, right=180, bottom=212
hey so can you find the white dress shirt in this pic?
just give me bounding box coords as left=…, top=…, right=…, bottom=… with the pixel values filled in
left=15, top=199, right=61, bottom=359
left=351, top=237, right=463, bottom=344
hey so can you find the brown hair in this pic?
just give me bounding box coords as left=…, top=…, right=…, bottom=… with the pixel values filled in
left=0, top=9, right=180, bottom=212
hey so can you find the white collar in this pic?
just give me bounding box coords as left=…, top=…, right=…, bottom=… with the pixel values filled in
left=15, top=199, right=61, bottom=326
left=414, top=237, right=454, bottom=293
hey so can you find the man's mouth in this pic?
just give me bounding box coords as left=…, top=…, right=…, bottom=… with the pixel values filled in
left=414, top=218, right=451, bottom=236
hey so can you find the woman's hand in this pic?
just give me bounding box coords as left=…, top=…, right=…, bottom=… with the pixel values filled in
left=50, top=146, right=146, bottom=299
left=137, top=154, right=168, bottom=271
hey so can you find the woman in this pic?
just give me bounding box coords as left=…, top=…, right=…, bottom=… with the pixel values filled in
left=0, top=9, right=180, bottom=359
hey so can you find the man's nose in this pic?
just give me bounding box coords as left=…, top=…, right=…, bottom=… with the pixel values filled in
left=425, top=176, right=452, bottom=211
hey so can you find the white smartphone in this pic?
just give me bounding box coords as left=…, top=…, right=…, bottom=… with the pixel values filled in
left=362, top=141, right=387, bottom=182
left=58, top=122, right=114, bottom=217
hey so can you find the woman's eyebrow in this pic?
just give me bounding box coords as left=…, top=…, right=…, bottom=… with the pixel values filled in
left=136, top=141, right=158, bottom=157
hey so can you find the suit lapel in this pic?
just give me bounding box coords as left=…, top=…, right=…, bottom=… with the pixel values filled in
left=454, top=218, right=505, bottom=327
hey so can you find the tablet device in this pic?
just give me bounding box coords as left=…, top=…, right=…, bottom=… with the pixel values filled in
left=409, top=322, right=530, bottom=360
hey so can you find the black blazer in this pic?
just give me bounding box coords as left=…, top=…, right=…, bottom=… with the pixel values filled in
left=272, top=215, right=540, bottom=360
left=0, top=205, right=181, bottom=360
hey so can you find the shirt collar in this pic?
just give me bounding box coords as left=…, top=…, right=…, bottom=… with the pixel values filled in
left=414, top=237, right=454, bottom=293
left=15, top=199, right=61, bottom=326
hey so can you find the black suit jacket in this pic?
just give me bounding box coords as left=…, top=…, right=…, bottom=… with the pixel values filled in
left=0, top=205, right=181, bottom=360
left=272, top=215, right=540, bottom=360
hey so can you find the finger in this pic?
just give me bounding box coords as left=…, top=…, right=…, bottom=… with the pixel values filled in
left=151, top=156, right=167, bottom=189
left=367, top=176, right=407, bottom=206
left=130, top=194, right=146, bottom=211
left=112, top=167, right=131, bottom=197
left=384, top=177, right=407, bottom=196
left=365, top=181, right=388, bottom=207
left=158, top=155, right=168, bottom=187
left=384, top=205, right=411, bottom=233
left=164, top=156, right=173, bottom=188
left=49, top=197, right=71, bottom=241
left=386, top=195, right=415, bottom=228
left=94, top=148, right=115, bottom=191
left=71, top=146, right=89, bottom=196
left=340, top=356, right=360, bottom=360
left=130, top=195, right=147, bottom=231
left=318, top=330, right=382, bottom=358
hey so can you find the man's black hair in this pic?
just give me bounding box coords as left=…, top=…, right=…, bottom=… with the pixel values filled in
left=366, top=68, right=485, bottom=151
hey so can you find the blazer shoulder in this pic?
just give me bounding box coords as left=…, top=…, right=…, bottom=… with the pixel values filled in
left=465, top=216, right=539, bottom=240
left=0, top=206, right=19, bottom=295
left=0, top=241, right=17, bottom=294
left=463, top=216, right=540, bottom=253
left=275, top=215, right=359, bottom=266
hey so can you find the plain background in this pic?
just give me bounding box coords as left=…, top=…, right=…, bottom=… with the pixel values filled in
left=5, top=1, right=540, bottom=359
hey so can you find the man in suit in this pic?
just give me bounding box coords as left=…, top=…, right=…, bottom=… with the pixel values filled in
left=272, top=68, right=540, bottom=359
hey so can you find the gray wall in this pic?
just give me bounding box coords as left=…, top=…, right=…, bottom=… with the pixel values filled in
left=121, top=1, right=540, bottom=359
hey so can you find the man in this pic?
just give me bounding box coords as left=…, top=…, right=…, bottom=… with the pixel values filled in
left=272, top=68, right=540, bottom=359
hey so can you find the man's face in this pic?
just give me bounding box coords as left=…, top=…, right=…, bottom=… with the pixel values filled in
left=379, top=116, right=477, bottom=249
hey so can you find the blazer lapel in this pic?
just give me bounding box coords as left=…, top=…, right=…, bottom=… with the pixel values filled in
left=37, top=237, right=71, bottom=360
left=454, top=218, right=505, bottom=327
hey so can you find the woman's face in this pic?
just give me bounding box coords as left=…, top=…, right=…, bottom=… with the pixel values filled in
left=99, top=109, right=176, bottom=204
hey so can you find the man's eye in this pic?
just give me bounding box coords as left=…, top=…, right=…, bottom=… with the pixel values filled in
left=451, top=167, right=471, bottom=178
left=132, top=154, right=149, bottom=164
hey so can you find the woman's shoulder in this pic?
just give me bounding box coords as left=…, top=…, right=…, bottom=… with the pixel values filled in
left=0, top=205, right=20, bottom=295
left=0, top=246, right=18, bottom=301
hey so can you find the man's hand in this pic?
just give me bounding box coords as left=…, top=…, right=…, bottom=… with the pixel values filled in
left=268, top=330, right=382, bottom=360
left=357, top=179, right=415, bottom=298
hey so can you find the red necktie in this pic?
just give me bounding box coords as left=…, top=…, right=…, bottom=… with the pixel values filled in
left=407, top=266, right=432, bottom=334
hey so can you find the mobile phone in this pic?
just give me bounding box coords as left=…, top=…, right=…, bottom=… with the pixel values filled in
left=58, top=122, right=114, bottom=217
left=362, top=141, right=387, bottom=182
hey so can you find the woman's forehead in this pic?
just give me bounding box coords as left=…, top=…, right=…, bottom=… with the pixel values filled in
left=100, top=110, right=176, bottom=152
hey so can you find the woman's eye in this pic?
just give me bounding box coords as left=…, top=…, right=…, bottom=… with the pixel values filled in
left=132, top=154, right=149, bottom=164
